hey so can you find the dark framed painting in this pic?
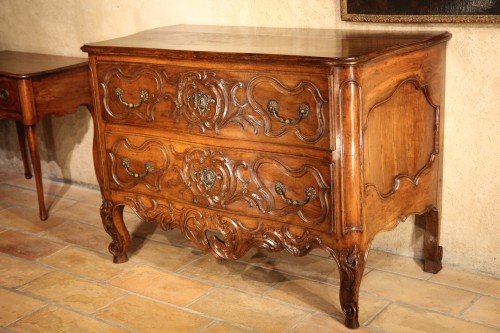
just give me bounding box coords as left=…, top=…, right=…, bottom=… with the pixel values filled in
left=341, top=0, right=500, bottom=23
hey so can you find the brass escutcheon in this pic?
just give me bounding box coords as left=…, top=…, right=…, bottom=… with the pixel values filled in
left=0, top=89, right=8, bottom=101
left=195, top=167, right=222, bottom=191
left=188, top=91, right=215, bottom=115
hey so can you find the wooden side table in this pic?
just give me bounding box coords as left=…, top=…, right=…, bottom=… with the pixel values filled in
left=0, top=51, right=91, bottom=220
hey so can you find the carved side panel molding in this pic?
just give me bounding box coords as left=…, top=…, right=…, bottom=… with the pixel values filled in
left=363, top=78, right=439, bottom=198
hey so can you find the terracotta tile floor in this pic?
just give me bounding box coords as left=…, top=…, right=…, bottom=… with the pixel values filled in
left=0, top=170, right=499, bottom=333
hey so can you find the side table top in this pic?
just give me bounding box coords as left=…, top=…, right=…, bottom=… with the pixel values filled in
left=0, top=51, right=88, bottom=79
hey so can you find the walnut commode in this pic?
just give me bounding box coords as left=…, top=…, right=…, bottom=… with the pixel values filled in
left=82, top=25, right=451, bottom=329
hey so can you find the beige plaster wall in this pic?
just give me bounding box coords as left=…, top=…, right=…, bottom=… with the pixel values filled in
left=0, top=0, right=499, bottom=275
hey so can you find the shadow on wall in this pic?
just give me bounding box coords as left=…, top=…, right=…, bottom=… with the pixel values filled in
left=0, top=105, right=91, bottom=185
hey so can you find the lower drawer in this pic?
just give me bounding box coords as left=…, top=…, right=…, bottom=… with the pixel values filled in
left=104, top=131, right=335, bottom=232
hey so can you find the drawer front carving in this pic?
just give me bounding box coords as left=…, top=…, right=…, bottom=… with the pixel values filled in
left=98, top=63, right=331, bottom=149
left=108, top=137, right=170, bottom=193
left=0, top=77, right=19, bottom=112
left=105, top=133, right=334, bottom=231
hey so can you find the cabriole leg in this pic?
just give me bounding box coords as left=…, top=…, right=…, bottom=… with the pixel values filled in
left=100, top=200, right=130, bottom=263
left=420, top=208, right=443, bottom=273
left=337, top=245, right=366, bottom=329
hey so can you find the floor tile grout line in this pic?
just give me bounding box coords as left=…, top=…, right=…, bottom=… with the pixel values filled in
left=357, top=287, right=478, bottom=321
left=363, top=300, right=393, bottom=328
left=457, top=293, right=482, bottom=317
left=425, top=277, right=500, bottom=300
left=11, top=290, right=135, bottom=333
left=196, top=320, right=218, bottom=333
left=2, top=285, right=130, bottom=332
left=363, top=266, right=500, bottom=300
left=88, top=292, right=143, bottom=333
left=0, top=326, right=16, bottom=333
left=379, top=300, right=500, bottom=331
left=111, top=287, right=264, bottom=331
left=184, top=283, right=322, bottom=322
left=282, top=311, right=316, bottom=333
left=0, top=296, right=49, bottom=328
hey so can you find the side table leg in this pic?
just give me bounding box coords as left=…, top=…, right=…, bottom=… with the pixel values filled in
left=420, top=208, right=443, bottom=273
left=26, top=125, right=48, bottom=220
left=101, top=200, right=130, bottom=263
left=16, top=122, right=32, bottom=179
left=337, top=245, right=366, bottom=329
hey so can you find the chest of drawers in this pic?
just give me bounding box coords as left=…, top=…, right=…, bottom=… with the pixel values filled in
left=82, top=25, right=450, bottom=329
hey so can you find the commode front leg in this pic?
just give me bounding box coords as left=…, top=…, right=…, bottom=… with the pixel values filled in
left=100, top=200, right=130, bottom=263
left=419, top=208, right=443, bottom=273
left=337, top=245, right=367, bottom=329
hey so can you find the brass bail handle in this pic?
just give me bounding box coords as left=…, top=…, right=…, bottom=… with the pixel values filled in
left=115, top=88, right=149, bottom=109
left=121, top=158, right=154, bottom=178
left=267, top=100, right=309, bottom=125
left=274, top=181, right=316, bottom=206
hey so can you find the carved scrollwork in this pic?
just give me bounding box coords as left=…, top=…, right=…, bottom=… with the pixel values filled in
left=331, top=245, right=365, bottom=329
left=170, top=146, right=331, bottom=226
left=170, top=146, right=257, bottom=209
left=103, top=65, right=328, bottom=145
left=124, top=195, right=326, bottom=259
left=100, top=200, right=128, bottom=263
left=175, top=71, right=254, bottom=133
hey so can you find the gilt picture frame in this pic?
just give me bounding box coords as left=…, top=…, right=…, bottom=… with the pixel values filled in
left=340, top=0, right=500, bottom=23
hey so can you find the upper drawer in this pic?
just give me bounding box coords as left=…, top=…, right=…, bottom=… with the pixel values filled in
left=97, top=62, right=332, bottom=150
left=0, top=77, right=19, bottom=111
